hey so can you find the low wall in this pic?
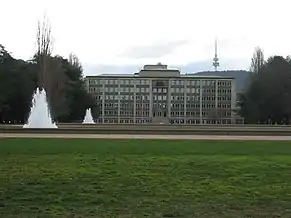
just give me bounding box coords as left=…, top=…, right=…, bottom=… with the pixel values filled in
left=1, top=125, right=291, bottom=136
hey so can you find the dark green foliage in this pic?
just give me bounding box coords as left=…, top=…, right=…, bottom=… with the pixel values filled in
left=239, top=55, right=291, bottom=124
left=1, top=139, right=291, bottom=217
left=0, top=44, right=96, bottom=123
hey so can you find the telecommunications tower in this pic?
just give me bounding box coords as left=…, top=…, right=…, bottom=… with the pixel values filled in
left=212, top=38, right=219, bottom=71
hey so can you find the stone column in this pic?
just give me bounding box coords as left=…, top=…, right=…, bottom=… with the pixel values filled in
left=133, top=81, right=136, bottom=123
left=215, top=80, right=218, bottom=124
left=231, top=79, right=236, bottom=124
left=168, top=80, right=172, bottom=122
left=118, top=80, right=120, bottom=123
left=149, top=79, right=153, bottom=121
left=199, top=80, right=203, bottom=124
left=102, top=80, right=105, bottom=124
left=184, top=80, right=187, bottom=124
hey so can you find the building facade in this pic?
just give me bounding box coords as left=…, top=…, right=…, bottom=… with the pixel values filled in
left=85, top=63, right=236, bottom=124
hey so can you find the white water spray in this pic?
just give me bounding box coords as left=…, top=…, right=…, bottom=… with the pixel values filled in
left=23, top=87, right=58, bottom=128
left=82, top=108, right=95, bottom=124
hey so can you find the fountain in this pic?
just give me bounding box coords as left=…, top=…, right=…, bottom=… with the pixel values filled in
left=23, top=87, right=58, bottom=128
left=82, top=108, right=95, bottom=124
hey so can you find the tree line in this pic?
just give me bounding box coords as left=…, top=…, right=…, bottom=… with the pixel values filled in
left=239, top=47, right=291, bottom=124
left=1, top=17, right=290, bottom=125
left=0, top=44, right=97, bottom=124
left=0, top=18, right=97, bottom=124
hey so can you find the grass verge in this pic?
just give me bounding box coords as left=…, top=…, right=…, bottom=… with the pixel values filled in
left=1, top=139, right=291, bottom=217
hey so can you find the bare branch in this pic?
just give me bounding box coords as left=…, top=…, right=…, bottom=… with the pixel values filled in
left=36, top=15, right=53, bottom=90
left=250, top=47, right=265, bottom=74
left=69, top=53, right=83, bottom=71
left=37, top=15, right=52, bottom=56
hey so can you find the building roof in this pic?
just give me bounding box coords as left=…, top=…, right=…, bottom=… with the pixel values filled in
left=85, top=74, right=234, bottom=79
left=85, top=64, right=235, bottom=80
left=96, top=74, right=134, bottom=77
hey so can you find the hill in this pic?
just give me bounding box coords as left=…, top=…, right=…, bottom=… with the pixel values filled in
left=193, top=70, right=251, bottom=93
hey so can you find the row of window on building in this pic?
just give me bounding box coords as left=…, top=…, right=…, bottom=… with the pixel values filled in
left=95, top=94, right=232, bottom=101
left=96, top=119, right=152, bottom=124
left=95, top=118, right=232, bottom=124
left=101, top=110, right=231, bottom=117
left=90, top=79, right=150, bottom=85
left=99, top=103, right=231, bottom=110
left=90, top=87, right=231, bottom=95
left=89, top=79, right=232, bottom=86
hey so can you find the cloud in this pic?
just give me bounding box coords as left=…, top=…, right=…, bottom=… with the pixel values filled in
left=83, top=58, right=250, bottom=76
left=83, top=64, right=139, bottom=75
left=118, top=39, right=191, bottom=59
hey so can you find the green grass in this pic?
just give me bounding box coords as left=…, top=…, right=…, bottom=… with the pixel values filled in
left=1, top=139, right=291, bottom=217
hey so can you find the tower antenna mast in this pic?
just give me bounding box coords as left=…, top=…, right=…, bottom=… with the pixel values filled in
left=212, top=38, right=219, bottom=71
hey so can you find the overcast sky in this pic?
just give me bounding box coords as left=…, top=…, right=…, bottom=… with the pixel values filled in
left=1, top=0, right=290, bottom=75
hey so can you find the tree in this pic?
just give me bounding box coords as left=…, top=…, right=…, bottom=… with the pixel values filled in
left=0, top=45, right=37, bottom=123
left=0, top=39, right=97, bottom=123
left=250, top=47, right=265, bottom=74
left=36, top=16, right=53, bottom=90
left=0, top=15, right=97, bottom=124
left=59, top=54, right=97, bottom=122
left=69, top=53, right=82, bottom=71
left=240, top=55, right=291, bottom=124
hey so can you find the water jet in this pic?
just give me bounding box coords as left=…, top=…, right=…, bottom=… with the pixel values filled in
left=23, top=88, right=58, bottom=128
left=82, top=108, right=95, bottom=124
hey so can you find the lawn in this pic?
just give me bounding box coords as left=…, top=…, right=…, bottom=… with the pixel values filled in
left=1, top=139, right=291, bottom=218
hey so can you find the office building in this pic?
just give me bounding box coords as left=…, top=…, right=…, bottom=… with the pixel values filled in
left=85, top=63, right=236, bottom=124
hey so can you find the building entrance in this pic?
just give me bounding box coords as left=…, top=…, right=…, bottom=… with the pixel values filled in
left=151, top=81, right=169, bottom=124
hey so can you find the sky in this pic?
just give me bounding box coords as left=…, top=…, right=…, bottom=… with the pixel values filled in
left=1, top=0, right=291, bottom=75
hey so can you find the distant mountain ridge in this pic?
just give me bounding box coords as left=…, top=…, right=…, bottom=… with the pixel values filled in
left=192, top=70, right=251, bottom=93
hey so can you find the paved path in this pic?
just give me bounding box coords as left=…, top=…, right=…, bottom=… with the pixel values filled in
left=1, top=134, right=291, bottom=140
